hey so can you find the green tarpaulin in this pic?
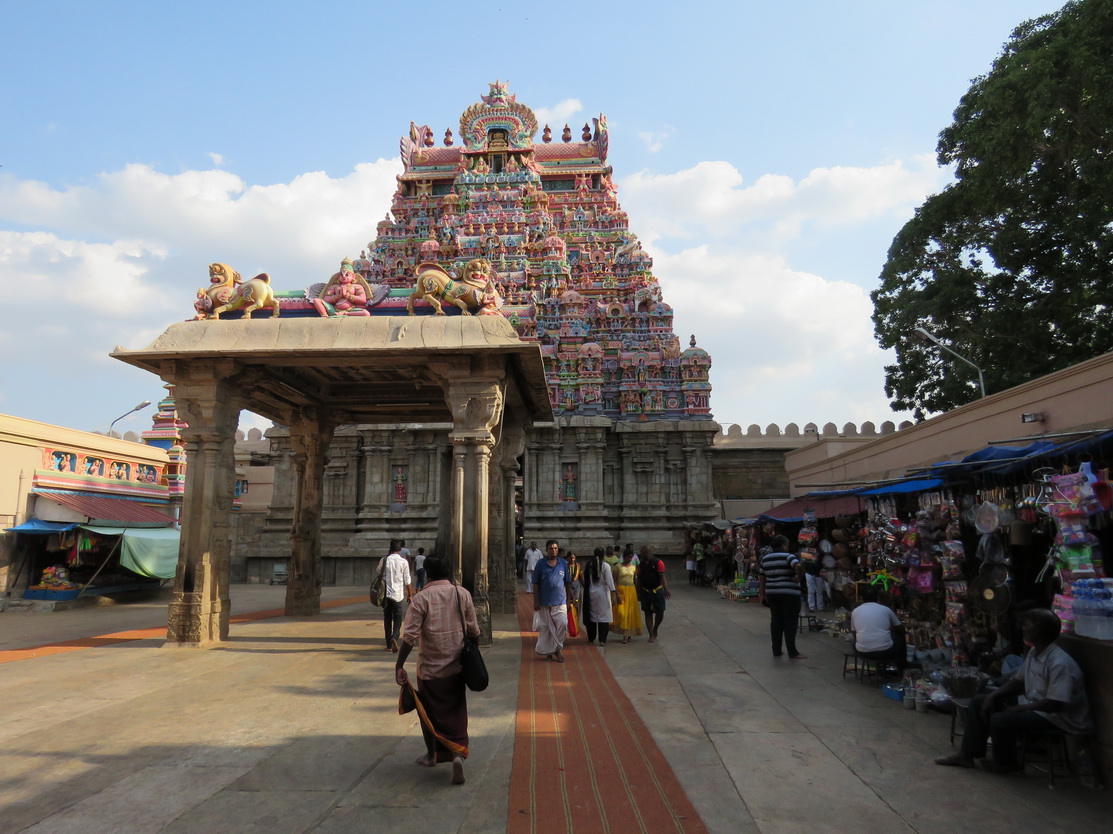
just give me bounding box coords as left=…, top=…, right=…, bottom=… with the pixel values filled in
left=83, top=525, right=179, bottom=579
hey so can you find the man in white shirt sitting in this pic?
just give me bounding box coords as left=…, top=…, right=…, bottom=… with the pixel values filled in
left=379, top=538, right=412, bottom=652
left=850, top=584, right=906, bottom=673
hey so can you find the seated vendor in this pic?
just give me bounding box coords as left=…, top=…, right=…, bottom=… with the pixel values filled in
left=936, top=608, right=1093, bottom=774
left=851, top=584, right=906, bottom=672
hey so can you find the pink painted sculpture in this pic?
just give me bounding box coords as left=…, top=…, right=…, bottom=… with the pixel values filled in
left=312, top=259, right=372, bottom=317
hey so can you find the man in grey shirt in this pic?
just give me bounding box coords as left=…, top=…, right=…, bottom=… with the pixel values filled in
left=936, top=608, right=1093, bottom=773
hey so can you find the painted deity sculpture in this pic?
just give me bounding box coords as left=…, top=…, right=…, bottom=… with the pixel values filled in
left=407, top=257, right=502, bottom=316
left=312, top=259, right=373, bottom=317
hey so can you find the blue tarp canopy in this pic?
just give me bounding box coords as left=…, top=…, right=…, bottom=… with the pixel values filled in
left=4, top=519, right=78, bottom=533
left=912, top=431, right=1113, bottom=480
left=856, top=478, right=945, bottom=496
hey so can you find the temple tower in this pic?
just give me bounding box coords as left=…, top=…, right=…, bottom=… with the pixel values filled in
left=255, top=84, right=718, bottom=607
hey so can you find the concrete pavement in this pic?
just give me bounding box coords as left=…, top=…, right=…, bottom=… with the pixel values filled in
left=0, top=569, right=1107, bottom=833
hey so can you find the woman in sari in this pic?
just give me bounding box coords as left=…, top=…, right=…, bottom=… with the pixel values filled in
left=581, top=546, right=617, bottom=646
left=611, top=548, right=644, bottom=643
left=567, top=551, right=583, bottom=629
left=395, top=555, right=480, bottom=785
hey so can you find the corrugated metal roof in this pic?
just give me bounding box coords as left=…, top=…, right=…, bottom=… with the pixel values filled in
left=38, top=493, right=175, bottom=525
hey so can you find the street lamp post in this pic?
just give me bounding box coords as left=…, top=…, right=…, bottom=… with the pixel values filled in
left=108, top=400, right=152, bottom=437
left=913, top=327, right=987, bottom=398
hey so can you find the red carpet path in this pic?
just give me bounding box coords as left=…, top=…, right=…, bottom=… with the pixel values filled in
left=508, top=592, right=708, bottom=834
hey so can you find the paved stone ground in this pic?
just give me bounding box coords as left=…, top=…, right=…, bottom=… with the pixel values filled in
left=0, top=567, right=1107, bottom=833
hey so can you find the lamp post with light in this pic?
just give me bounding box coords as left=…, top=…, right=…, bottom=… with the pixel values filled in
left=108, top=400, right=152, bottom=437
left=912, top=327, right=986, bottom=398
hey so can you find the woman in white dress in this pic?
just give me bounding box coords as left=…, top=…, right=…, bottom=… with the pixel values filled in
left=581, top=547, right=617, bottom=646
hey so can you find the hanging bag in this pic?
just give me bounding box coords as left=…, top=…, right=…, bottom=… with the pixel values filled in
left=369, top=559, right=387, bottom=607
left=456, top=587, right=489, bottom=692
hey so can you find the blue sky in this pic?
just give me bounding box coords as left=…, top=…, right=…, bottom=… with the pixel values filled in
left=1, top=0, right=1066, bottom=435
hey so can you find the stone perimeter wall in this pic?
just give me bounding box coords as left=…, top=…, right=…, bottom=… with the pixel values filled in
left=236, top=420, right=719, bottom=611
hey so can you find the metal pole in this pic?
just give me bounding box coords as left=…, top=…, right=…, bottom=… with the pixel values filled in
left=913, top=328, right=986, bottom=397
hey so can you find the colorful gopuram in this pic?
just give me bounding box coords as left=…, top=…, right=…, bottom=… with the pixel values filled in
left=250, top=84, right=719, bottom=603
left=357, top=80, right=713, bottom=421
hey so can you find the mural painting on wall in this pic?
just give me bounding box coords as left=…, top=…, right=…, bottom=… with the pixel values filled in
left=43, top=449, right=161, bottom=485
left=561, top=464, right=577, bottom=501
left=186, top=82, right=713, bottom=425
left=393, top=465, right=409, bottom=504
left=49, top=451, right=76, bottom=473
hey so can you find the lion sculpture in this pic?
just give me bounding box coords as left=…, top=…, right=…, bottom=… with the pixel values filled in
left=192, top=263, right=241, bottom=320
left=407, top=258, right=502, bottom=316
left=211, top=270, right=280, bottom=319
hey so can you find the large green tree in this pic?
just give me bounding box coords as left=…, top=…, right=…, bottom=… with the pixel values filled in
left=872, top=0, right=1113, bottom=419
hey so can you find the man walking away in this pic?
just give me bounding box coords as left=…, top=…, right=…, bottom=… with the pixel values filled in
left=380, top=539, right=412, bottom=652
left=414, top=547, right=427, bottom=590
left=758, top=535, right=806, bottom=659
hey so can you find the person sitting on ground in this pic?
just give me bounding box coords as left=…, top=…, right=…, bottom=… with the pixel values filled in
left=850, top=584, right=906, bottom=673
left=935, top=608, right=1093, bottom=774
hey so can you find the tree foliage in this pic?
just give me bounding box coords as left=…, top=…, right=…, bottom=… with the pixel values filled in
left=872, top=0, right=1113, bottom=418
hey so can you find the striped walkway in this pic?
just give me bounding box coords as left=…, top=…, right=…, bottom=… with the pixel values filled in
left=508, top=593, right=707, bottom=834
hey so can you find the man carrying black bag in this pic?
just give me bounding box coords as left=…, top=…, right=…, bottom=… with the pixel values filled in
left=395, top=555, right=481, bottom=785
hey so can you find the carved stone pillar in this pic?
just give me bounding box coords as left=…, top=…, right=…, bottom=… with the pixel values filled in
left=438, top=363, right=506, bottom=644
left=286, top=408, right=336, bottom=616
left=164, top=361, right=241, bottom=646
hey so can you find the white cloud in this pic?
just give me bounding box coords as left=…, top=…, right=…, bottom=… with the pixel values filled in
left=0, top=161, right=402, bottom=426
left=637, top=126, right=675, bottom=153
left=207, top=152, right=225, bottom=166
left=620, top=154, right=944, bottom=246
left=616, top=158, right=945, bottom=428
left=534, top=98, right=583, bottom=128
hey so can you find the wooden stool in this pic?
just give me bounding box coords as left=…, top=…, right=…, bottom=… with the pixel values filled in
left=842, top=652, right=859, bottom=680
left=798, top=613, right=818, bottom=634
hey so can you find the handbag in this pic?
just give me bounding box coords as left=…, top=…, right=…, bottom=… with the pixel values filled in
left=567, top=602, right=579, bottom=638
left=369, top=561, right=387, bottom=607
left=456, top=587, right=489, bottom=692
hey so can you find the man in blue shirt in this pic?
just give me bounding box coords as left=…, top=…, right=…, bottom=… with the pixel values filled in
left=532, top=539, right=572, bottom=662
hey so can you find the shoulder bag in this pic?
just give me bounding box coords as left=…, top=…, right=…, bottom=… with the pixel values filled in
left=456, top=587, right=489, bottom=692
left=370, top=559, right=387, bottom=607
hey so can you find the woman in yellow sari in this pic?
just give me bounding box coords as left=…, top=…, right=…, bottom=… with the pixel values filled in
left=611, top=550, right=644, bottom=643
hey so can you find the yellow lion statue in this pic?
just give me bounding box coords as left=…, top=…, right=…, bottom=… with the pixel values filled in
left=211, top=268, right=280, bottom=319
left=407, top=258, right=501, bottom=316
left=192, top=263, right=240, bottom=320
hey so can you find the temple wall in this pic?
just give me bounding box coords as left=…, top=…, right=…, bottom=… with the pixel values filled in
left=710, top=447, right=793, bottom=501
left=238, top=419, right=721, bottom=597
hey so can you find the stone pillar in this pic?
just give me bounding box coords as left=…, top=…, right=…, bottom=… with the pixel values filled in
left=439, top=363, right=506, bottom=644
left=286, top=408, right=335, bottom=616
left=501, top=461, right=518, bottom=607
left=494, top=420, right=525, bottom=614
left=164, top=361, right=241, bottom=646
left=451, top=446, right=466, bottom=582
